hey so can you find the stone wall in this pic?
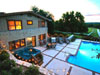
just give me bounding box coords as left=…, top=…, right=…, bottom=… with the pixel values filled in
left=0, top=27, right=48, bottom=49
left=0, top=14, right=47, bottom=32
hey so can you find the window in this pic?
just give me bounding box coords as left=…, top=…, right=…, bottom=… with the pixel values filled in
left=26, top=37, right=32, bottom=46
left=41, top=21, right=45, bottom=27
left=27, top=20, right=33, bottom=25
left=9, top=42, right=15, bottom=50
left=21, top=39, right=25, bottom=46
left=38, top=35, right=41, bottom=41
left=8, top=20, right=22, bottom=30
left=9, top=39, right=25, bottom=50
left=38, top=34, right=46, bottom=41
left=15, top=40, right=20, bottom=49
left=43, top=34, right=46, bottom=39
left=38, top=20, right=45, bottom=27
left=41, top=34, right=44, bottom=40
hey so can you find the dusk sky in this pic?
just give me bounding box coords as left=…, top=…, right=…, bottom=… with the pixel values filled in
left=0, top=0, right=100, bottom=22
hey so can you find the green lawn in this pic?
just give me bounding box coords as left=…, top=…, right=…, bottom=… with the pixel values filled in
left=88, top=27, right=93, bottom=33
left=90, top=28, right=99, bottom=38
left=54, top=27, right=99, bottom=38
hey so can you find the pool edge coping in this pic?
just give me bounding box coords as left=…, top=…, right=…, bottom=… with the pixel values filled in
left=66, top=39, right=100, bottom=74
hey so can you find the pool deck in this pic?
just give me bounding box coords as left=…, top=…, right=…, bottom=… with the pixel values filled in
left=35, top=39, right=100, bottom=75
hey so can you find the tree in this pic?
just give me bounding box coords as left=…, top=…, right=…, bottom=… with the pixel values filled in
left=32, top=6, right=38, bottom=13
left=31, top=6, right=54, bottom=34
left=0, top=50, right=9, bottom=61
left=55, top=11, right=88, bottom=33
left=1, top=59, right=16, bottom=71
left=10, top=66, right=23, bottom=75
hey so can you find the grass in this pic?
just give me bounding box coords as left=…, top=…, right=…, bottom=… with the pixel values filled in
left=90, top=28, right=99, bottom=38
left=54, top=27, right=99, bottom=39
left=88, top=27, right=93, bottom=33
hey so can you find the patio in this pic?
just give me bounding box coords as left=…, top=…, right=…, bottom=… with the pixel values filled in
left=7, top=39, right=99, bottom=75
left=35, top=39, right=95, bottom=75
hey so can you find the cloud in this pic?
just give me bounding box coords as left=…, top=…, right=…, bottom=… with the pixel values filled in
left=0, top=0, right=100, bottom=22
left=86, top=14, right=100, bottom=16
left=34, top=0, right=100, bottom=21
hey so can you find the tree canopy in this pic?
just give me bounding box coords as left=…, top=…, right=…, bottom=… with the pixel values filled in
left=32, top=6, right=54, bottom=34
left=55, top=11, right=88, bottom=33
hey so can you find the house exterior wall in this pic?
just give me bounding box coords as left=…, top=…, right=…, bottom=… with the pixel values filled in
left=0, top=14, right=48, bottom=50
left=0, top=14, right=47, bottom=32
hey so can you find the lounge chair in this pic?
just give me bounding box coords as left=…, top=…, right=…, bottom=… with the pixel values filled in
left=58, top=37, right=63, bottom=44
left=51, top=37, right=56, bottom=43
left=65, top=38, right=70, bottom=44
left=46, top=43, right=52, bottom=49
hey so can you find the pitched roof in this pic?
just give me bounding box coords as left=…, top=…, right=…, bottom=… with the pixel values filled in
left=0, top=11, right=52, bottom=21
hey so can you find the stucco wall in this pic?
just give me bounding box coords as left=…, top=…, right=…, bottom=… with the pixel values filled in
left=0, top=14, right=47, bottom=32
left=0, top=27, right=48, bottom=49
left=0, top=14, right=48, bottom=50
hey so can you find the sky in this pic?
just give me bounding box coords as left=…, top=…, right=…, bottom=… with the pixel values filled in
left=0, top=0, right=100, bottom=22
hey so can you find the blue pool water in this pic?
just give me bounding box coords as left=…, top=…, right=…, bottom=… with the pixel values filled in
left=14, top=47, right=41, bottom=60
left=68, top=41, right=100, bottom=73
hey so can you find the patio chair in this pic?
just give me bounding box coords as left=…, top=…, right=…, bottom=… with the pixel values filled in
left=51, top=37, right=57, bottom=43
left=39, top=40, right=44, bottom=46
left=46, top=43, right=52, bottom=49
left=43, top=39, right=46, bottom=45
left=65, top=38, right=70, bottom=44
left=58, top=37, right=63, bottom=44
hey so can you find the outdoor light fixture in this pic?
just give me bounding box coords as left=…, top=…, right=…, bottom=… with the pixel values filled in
left=18, top=56, right=21, bottom=59
left=29, top=59, right=31, bottom=62
left=22, top=58, right=24, bottom=61
left=11, top=51, right=14, bottom=54
left=30, top=49, right=32, bottom=52
left=63, top=69, right=66, bottom=72
left=32, top=59, right=34, bottom=61
left=25, top=60, right=27, bottom=62
left=67, top=72, right=69, bottom=75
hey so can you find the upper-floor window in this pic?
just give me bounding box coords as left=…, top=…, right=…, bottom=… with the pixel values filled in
left=41, top=21, right=45, bottom=27
left=8, top=20, right=22, bottom=30
left=27, top=20, right=33, bottom=25
left=38, top=21, right=45, bottom=27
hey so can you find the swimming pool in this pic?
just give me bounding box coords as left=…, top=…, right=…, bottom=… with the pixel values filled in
left=67, top=41, right=100, bottom=73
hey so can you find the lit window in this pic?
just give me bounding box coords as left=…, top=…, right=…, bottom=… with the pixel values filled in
left=9, top=42, right=15, bottom=50
left=21, top=39, right=25, bottom=46
left=38, top=21, right=45, bottom=27
left=15, top=40, right=20, bottom=49
left=16, top=21, right=22, bottom=29
left=41, top=21, right=45, bottom=27
left=27, top=20, right=33, bottom=25
left=38, top=34, right=46, bottom=41
left=43, top=34, right=46, bottom=39
left=8, top=20, right=22, bottom=30
left=8, top=21, right=15, bottom=30
left=9, top=39, right=25, bottom=50
left=41, top=34, right=43, bottom=40
left=38, top=35, right=41, bottom=41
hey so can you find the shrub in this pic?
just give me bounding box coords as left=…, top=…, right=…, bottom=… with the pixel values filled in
left=1, top=59, right=16, bottom=71
left=0, top=50, right=9, bottom=61
left=24, top=65, right=39, bottom=75
left=1, top=70, right=12, bottom=75
left=38, top=53, right=43, bottom=61
left=10, top=66, right=22, bottom=75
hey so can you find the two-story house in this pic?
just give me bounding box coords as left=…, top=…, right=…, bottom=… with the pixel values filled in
left=0, top=11, right=51, bottom=51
